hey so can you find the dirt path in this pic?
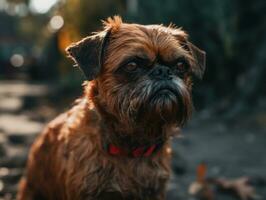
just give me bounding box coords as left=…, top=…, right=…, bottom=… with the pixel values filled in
left=0, top=81, right=51, bottom=199
left=0, top=81, right=265, bottom=200
left=168, top=116, right=266, bottom=199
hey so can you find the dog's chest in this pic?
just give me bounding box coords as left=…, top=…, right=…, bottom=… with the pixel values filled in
left=89, top=157, right=170, bottom=199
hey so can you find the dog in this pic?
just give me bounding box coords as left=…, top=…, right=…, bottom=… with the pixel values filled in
left=17, top=16, right=205, bottom=200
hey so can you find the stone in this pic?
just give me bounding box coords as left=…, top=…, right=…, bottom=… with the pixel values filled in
left=0, top=97, right=23, bottom=113
left=0, top=115, right=43, bottom=144
left=0, top=81, right=52, bottom=98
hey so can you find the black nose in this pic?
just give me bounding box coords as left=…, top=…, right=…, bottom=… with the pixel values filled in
left=150, top=66, right=173, bottom=80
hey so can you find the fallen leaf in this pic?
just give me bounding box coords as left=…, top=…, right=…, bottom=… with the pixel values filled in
left=215, top=177, right=261, bottom=200
left=188, top=181, right=203, bottom=195
left=197, top=163, right=207, bottom=183
left=188, top=163, right=215, bottom=200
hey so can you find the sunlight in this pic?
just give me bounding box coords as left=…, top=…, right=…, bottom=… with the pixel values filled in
left=29, top=0, right=58, bottom=13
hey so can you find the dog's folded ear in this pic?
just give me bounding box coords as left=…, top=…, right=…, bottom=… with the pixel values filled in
left=187, top=42, right=206, bottom=80
left=170, top=29, right=206, bottom=79
left=66, top=30, right=110, bottom=80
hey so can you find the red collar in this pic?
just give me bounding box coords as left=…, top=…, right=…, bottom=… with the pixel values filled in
left=105, top=142, right=163, bottom=157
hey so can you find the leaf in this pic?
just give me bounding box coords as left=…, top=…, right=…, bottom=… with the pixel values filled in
left=216, top=177, right=261, bottom=200
left=188, top=181, right=203, bottom=195
left=197, top=163, right=207, bottom=183
left=188, top=163, right=215, bottom=200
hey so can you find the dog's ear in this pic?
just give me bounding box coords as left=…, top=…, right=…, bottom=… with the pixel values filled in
left=186, top=42, right=206, bottom=80
left=66, top=30, right=110, bottom=80
left=170, top=29, right=206, bottom=79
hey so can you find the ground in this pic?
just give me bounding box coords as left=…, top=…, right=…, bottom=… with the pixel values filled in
left=0, top=81, right=265, bottom=200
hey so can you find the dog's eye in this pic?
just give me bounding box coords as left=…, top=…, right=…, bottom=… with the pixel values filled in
left=125, top=62, right=138, bottom=72
left=177, top=61, right=186, bottom=72
left=175, top=58, right=188, bottom=74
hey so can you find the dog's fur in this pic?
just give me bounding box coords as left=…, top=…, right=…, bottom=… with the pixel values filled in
left=17, top=16, right=205, bottom=200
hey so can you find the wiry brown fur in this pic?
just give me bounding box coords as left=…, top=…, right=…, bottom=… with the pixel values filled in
left=17, top=16, right=205, bottom=200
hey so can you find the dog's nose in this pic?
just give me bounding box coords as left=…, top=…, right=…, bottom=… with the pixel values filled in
left=150, top=65, right=173, bottom=80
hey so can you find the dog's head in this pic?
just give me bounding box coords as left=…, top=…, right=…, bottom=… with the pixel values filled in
left=66, top=16, right=205, bottom=132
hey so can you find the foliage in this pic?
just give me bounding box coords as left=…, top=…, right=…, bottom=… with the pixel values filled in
left=1, top=0, right=265, bottom=111
left=61, top=0, right=125, bottom=38
left=128, top=0, right=266, bottom=109
left=57, top=0, right=266, bottom=110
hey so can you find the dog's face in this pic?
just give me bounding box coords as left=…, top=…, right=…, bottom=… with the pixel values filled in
left=66, top=16, right=205, bottom=133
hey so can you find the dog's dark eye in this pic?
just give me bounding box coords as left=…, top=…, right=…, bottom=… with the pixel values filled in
left=176, top=61, right=186, bottom=72
left=175, top=58, right=188, bottom=74
left=125, top=62, right=138, bottom=72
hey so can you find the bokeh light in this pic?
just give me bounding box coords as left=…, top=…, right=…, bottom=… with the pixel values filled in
left=29, top=0, right=58, bottom=14
left=49, top=15, right=64, bottom=31
left=10, top=54, right=24, bottom=68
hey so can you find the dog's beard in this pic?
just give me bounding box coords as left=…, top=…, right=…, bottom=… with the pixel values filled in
left=110, top=77, right=192, bottom=128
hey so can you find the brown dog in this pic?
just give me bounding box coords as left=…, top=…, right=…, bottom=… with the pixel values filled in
left=17, top=16, right=205, bottom=200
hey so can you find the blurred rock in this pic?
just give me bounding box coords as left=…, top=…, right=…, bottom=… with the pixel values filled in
left=0, top=115, right=43, bottom=144
left=0, top=97, right=23, bottom=113
left=0, top=81, right=52, bottom=98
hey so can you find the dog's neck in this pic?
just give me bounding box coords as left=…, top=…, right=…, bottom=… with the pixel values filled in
left=90, top=99, right=179, bottom=155
left=84, top=84, right=179, bottom=155
left=92, top=98, right=166, bottom=141
left=98, top=116, right=170, bottom=157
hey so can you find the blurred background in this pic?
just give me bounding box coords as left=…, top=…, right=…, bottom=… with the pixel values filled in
left=0, top=0, right=265, bottom=199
